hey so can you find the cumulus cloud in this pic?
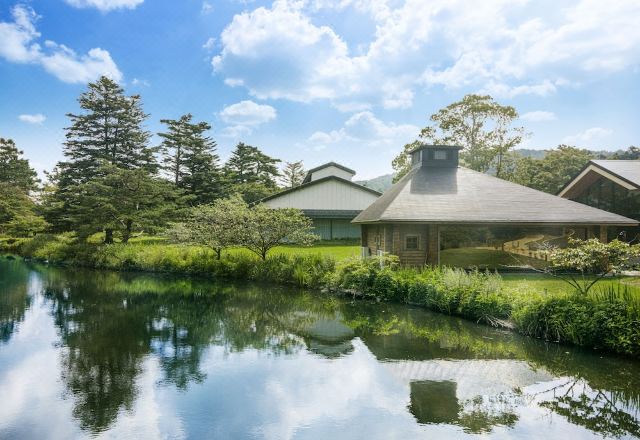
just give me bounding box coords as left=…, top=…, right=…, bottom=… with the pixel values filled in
left=0, top=4, right=122, bottom=83
left=64, top=0, right=144, bottom=12
left=521, top=111, right=556, bottom=122
left=211, top=0, right=640, bottom=108
left=562, top=127, right=613, bottom=146
left=308, top=111, right=418, bottom=150
left=131, top=78, right=150, bottom=86
left=220, top=100, right=277, bottom=126
left=18, top=113, right=46, bottom=124
left=219, top=100, right=277, bottom=138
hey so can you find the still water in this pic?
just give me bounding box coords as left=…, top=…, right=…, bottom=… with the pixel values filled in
left=0, top=258, right=639, bottom=439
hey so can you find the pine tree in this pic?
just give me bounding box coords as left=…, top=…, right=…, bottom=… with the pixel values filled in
left=0, top=138, right=38, bottom=192
left=280, top=161, right=305, bottom=188
left=57, top=76, right=156, bottom=188
left=47, top=76, right=162, bottom=240
left=159, top=114, right=223, bottom=204
left=225, top=143, right=280, bottom=186
left=224, top=143, right=281, bottom=202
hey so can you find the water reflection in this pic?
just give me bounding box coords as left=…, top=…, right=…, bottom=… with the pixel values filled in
left=0, top=258, right=639, bottom=439
left=0, top=259, right=32, bottom=344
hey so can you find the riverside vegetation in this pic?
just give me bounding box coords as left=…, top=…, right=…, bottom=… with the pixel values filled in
left=2, top=234, right=639, bottom=358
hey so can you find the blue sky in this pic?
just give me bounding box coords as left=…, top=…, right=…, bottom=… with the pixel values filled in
left=1, top=0, right=639, bottom=180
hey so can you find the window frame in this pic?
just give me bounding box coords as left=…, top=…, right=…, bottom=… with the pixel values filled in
left=404, top=234, right=420, bottom=251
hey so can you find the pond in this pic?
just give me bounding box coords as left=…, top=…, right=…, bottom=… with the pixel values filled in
left=1, top=258, right=639, bottom=439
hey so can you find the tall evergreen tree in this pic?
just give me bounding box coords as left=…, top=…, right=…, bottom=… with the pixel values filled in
left=224, top=143, right=281, bottom=203
left=47, top=76, right=163, bottom=240
left=57, top=76, right=156, bottom=188
left=158, top=114, right=223, bottom=204
left=0, top=138, right=38, bottom=192
left=280, top=161, right=305, bottom=188
left=224, top=142, right=280, bottom=187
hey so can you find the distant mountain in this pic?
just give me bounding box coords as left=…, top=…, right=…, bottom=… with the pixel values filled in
left=356, top=173, right=394, bottom=193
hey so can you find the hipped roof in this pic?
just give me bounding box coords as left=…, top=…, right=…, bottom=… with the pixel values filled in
left=352, top=166, right=638, bottom=225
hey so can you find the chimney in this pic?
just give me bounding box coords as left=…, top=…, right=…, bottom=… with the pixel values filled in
left=410, top=144, right=463, bottom=168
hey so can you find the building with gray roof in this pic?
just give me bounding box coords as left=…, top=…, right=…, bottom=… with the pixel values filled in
left=352, top=145, right=638, bottom=267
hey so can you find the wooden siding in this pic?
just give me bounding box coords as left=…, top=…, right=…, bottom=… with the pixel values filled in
left=310, top=165, right=355, bottom=182
left=264, top=179, right=379, bottom=210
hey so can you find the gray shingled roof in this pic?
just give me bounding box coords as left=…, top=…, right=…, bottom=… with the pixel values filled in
left=591, top=160, right=640, bottom=188
left=352, top=166, right=638, bottom=225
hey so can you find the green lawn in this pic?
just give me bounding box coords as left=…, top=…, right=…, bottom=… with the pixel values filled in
left=501, top=272, right=640, bottom=297
left=226, top=241, right=361, bottom=260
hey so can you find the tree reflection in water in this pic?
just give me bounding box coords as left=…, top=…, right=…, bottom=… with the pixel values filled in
left=2, top=259, right=639, bottom=438
left=0, top=259, right=33, bottom=344
left=38, top=266, right=340, bottom=433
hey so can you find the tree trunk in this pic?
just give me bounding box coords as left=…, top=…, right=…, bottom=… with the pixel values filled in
left=216, top=248, right=222, bottom=260
left=104, top=229, right=114, bottom=244
left=122, top=219, right=133, bottom=243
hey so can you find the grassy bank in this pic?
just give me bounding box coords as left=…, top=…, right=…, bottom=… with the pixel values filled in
left=2, top=234, right=639, bottom=357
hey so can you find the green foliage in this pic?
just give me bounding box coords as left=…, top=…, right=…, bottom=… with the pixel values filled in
left=0, top=182, right=48, bottom=237
left=392, top=94, right=524, bottom=180
left=547, top=238, right=640, bottom=295
left=502, top=145, right=593, bottom=194
left=6, top=234, right=640, bottom=357
left=224, top=142, right=281, bottom=200
left=166, top=195, right=247, bottom=258
left=158, top=113, right=224, bottom=203
left=239, top=203, right=319, bottom=259
left=65, top=163, right=185, bottom=242
left=280, top=160, right=305, bottom=188
left=0, top=138, right=39, bottom=192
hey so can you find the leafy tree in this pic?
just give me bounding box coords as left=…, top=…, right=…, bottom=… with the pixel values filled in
left=158, top=114, right=223, bottom=203
left=238, top=203, right=318, bottom=259
left=0, top=138, right=38, bottom=192
left=66, top=163, right=184, bottom=243
left=229, top=181, right=277, bottom=204
left=391, top=140, right=421, bottom=183
left=609, top=146, right=640, bottom=160
left=545, top=238, right=640, bottom=295
left=280, top=161, right=306, bottom=188
left=392, top=94, right=524, bottom=180
left=167, top=196, right=244, bottom=259
left=503, top=145, right=593, bottom=194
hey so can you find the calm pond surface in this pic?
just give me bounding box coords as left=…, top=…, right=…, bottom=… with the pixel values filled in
left=1, top=259, right=639, bottom=439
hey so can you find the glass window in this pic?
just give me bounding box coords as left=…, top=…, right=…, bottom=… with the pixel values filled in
left=434, top=150, right=448, bottom=160
left=405, top=235, right=419, bottom=250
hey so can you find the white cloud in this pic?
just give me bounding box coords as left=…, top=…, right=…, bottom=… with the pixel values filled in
left=562, top=127, right=613, bottom=146
left=64, top=0, right=144, bottom=12
left=0, top=5, right=122, bottom=83
left=212, top=0, right=640, bottom=108
left=308, top=111, right=418, bottom=150
left=219, top=100, right=277, bottom=126
left=132, top=77, right=150, bottom=86
left=218, top=100, right=277, bottom=138
left=521, top=111, right=556, bottom=122
left=202, top=37, right=216, bottom=51
left=201, top=1, right=214, bottom=14
left=18, top=113, right=46, bottom=124
left=0, top=4, right=41, bottom=63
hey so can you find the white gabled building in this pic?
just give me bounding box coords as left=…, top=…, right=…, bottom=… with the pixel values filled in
left=261, top=162, right=381, bottom=240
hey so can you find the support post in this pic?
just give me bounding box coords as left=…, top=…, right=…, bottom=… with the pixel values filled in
left=426, top=224, right=440, bottom=266
left=599, top=225, right=608, bottom=243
